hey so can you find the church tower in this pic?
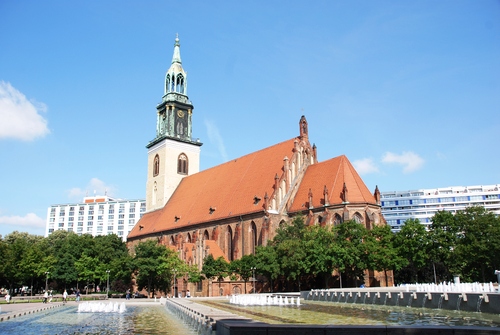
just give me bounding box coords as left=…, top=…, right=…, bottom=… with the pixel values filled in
left=145, top=35, right=202, bottom=212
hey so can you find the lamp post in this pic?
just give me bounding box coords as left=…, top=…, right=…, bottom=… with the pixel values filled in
left=173, top=268, right=177, bottom=298
left=45, top=271, right=50, bottom=292
left=251, top=267, right=256, bottom=294
left=106, top=270, right=110, bottom=299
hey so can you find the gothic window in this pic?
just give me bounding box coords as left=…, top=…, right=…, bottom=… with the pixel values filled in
left=177, top=153, right=188, bottom=174
left=250, top=222, right=257, bottom=255
left=153, top=155, right=160, bottom=177
left=226, top=226, right=233, bottom=262
left=353, top=212, right=363, bottom=224
left=333, top=214, right=342, bottom=226
left=203, top=230, right=210, bottom=241
left=186, top=233, right=192, bottom=243
left=170, top=236, right=175, bottom=246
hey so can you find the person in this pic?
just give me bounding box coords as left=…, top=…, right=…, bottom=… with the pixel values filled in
left=49, top=290, right=53, bottom=303
left=63, top=289, right=68, bottom=303
left=186, top=290, right=191, bottom=298
left=76, top=289, right=80, bottom=302
left=43, top=291, right=48, bottom=303
left=126, top=289, right=130, bottom=300
left=5, top=293, right=10, bottom=304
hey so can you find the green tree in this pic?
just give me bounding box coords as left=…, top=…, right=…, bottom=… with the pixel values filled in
left=254, top=245, right=280, bottom=292
left=133, top=240, right=182, bottom=298
left=365, top=224, right=406, bottom=286
left=230, top=254, right=256, bottom=293
left=333, top=220, right=369, bottom=287
left=202, top=255, right=228, bottom=296
left=394, top=219, right=431, bottom=283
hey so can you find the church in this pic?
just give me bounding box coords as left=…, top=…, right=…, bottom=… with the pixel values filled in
left=127, top=36, right=389, bottom=296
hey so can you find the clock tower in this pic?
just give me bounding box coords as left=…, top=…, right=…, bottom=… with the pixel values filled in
left=146, top=35, right=202, bottom=212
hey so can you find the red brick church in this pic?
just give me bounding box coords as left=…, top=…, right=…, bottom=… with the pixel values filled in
left=127, top=36, right=389, bottom=296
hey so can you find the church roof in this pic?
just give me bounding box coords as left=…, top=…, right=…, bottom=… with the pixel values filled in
left=289, top=155, right=376, bottom=212
left=128, top=137, right=299, bottom=239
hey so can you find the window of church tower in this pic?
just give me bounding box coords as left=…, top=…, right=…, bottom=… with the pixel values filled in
left=153, top=155, right=160, bottom=177
left=177, top=153, right=188, bottom=174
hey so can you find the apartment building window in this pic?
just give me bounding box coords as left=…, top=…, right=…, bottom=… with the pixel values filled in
left=68, top=217, right=74, bottom=222
left=88, top=222, right=93, bottom=226
left=470, top=195, right=483, bottom=201
left=109, top=208, right=115, bottom=214
left=426, top=198, right=439, bottom=204
left=129, top=219, right=135, bottom=224
left=58, top=223, right=64, bottom=228
left=97, top=227, right=103, bottom=232
left=108, top=215, right=114, bottom=220
left=78, top=222, right=83, bottom=226
left=50, top=208, right=56, bottom=214
left=59, top=211, right=65, bottom=216
left=87, top=227, right=93, bottom=232
left=98, top=215, right=103, bottom=221
left=129, top=214, right=135, bottom=219
left=68, top=223, right=74, bottom=228
left=48, top=229, right=54, bottom=233
left=79, top=210, right=84, bottom=215
left=77, top=227, right=83, bottom=232
left=118, top=220, right=124, bottom=225
left=129, top=207, right=136, bottom=213
left=118, top=231, right=124, bottom=236
left=108, top=226, right=114, bottom=231
left=118, top=225, right=124, bottom=231
left=88, top=216, right=94, bottom=220
left=50, top=218, right=55, bottom=222
left=78, top=216, right=84, bottom=221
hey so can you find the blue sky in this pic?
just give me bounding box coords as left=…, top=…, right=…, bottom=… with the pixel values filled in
left=1, top=0, right=499, bottom=237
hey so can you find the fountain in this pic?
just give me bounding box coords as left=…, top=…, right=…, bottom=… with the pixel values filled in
left=0, top=301, right=197, bottom=334
left=77, top=301, right=127, bottom=313
left=229, top=294, right=300, bottom=306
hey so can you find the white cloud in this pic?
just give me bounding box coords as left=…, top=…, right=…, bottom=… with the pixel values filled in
left=0, top=81, right=50, bottom=141
left=382, top=151, right=424, bottom=173
left=204, top=119, right=229, bottom=162
left=353, top=158, right=379, bottom=175
left=0, top=213, right=46, bottom=228
left=67, top=178, right=116, bottom=201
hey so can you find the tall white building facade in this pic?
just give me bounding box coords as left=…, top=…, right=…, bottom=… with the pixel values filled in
left=381, top=184, right=500, bottom=232
left=45, top=196, right=146, bottom=241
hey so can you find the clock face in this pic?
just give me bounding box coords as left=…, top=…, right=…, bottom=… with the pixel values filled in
left=177, top=110, right=185, bottom=118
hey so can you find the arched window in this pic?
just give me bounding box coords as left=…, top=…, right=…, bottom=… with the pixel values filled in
left=250, top=222, right=257, bottom=255
left=153, top=154, right=160, bottom=177
left=353, top=212, right=363, bottom=224
left=333, top=214, right=342, bottom=226
left=186, top=233, right=192, bottom=243
left=203, top=230, right=210, bottom=241
left=226, top=226, right=233, bottom=261
left=177, top=153, right=188, bottom=174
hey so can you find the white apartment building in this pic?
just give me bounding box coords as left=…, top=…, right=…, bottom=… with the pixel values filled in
left=381, top=184, right=500, bottom=232
left=45, top=195, right=146, bottom=241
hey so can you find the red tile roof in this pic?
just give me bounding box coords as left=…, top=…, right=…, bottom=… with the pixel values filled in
left=128, top=138, right=299, bottom=239
left=289, top=155, right=376, bottom=212
left=205, top=240, right=228, bottom=262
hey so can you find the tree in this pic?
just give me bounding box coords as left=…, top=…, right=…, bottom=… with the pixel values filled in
left=333, top=220, right=369, bottom=287
left=365, top=224, right=406, bottom=286
left=394, top=219, right=431, bottom=283
left=202, top=255, right=228, bottom=296
left=254, top=245, right=280, bottom=292
left=230, top=254, right=256, bottom=293
left=133, top=240, right=181, bottom=298
left=302, top=224, right=340, bottom=289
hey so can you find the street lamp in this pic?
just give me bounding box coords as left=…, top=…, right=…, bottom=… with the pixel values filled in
left=45, top=271, right=50, bottom=292
left=251, top=267, right=256, bottom=294
left=106, top=270, right=110, bottom=299
left=173, top=268, right=177, bottom=298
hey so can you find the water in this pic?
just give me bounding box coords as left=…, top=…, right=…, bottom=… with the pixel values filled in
left=198, top=300, right=500, bottom=327
left=0, top=304, right=198, bottom=334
